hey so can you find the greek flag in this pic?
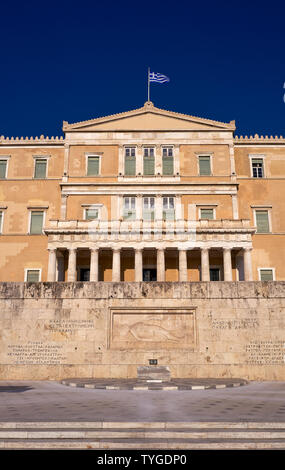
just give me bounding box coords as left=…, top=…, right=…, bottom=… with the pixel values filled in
left=149, top=72, right=170, bottom=83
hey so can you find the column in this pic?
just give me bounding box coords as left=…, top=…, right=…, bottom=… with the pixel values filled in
left=244, top=248, right=253, bottom=281
left=223, top=248, right=232, bottom=281
left=157, top=248, right=165, bottom=282
left=201, top=248, right=210, bottom=281
left=47, top=248, right=57, bottom=282
left=173, top=144, right=180, bottom=175
left=67, top=248, right=77, bottom=282
left=136, top=145, right=143, bottom=175
left=135, top=248, right=143, bottom=282
left=90, top=248, right=99, bottom=282
left=179, top=249, right=188, bottom=282
left=112, top=248, right=121, bottom=282
left=155, top=145, right=162, bottom=175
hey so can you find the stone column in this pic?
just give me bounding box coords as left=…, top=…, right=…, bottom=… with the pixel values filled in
left=67, top=248, right=77, bottom=282
left=201, top=248, right=210, bottom=281
left=244, top=248, right=253, bottom=281
left=112, top=248, right=121, bottom=282
left=135, top=248, right=143, bottom=282
left=179, top=249, right=188, bottom=282
left=90, top=248, right=99, bottom=282
left=223, top=248, right=232, bottom=281
left=47, top=248, right=57, bottom=282
left=157, top=248, right=165, bottom=282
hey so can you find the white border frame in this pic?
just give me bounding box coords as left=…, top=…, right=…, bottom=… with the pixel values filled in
left=253, top=208, right=272, bottom=233
left=28, top=209, right=46, bottom=235
left=24, top=268, right=42, bottom=282
left=33, top=155, right=50, bottom=179
left=83, top=204, right=102, bottom=220
left=197, top=154, right=213, bottom=176
left=85, top=154, right=102, bottom=176
left=198, top=206, right=216, bottom=220
left=0, top=156, right=11, bottom=179
left=258, top=267, right=275, bottom=281
left=0, top=210, right=4, bottom=233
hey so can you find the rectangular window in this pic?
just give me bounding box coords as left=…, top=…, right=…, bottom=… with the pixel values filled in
left=259, top=269, right=274, bottom=281
left=251, top=158, right=264, bottom=178
left=125, top=147, right=136, bottom=176
left=163, top=196, right=175, bottom=220
left=162, top=147, right=174, bottom=175
left=255, top=210, right=270, bottom=233
left=30, top=211, right=44, bottom=234
left=143, top=197, right=155, bottom=220
left=199, top=156, right=211, bottom=176
left=200, top=208, right=214, bottom=220
left=143, top=147, right=155, bottom=175
left=85, top=208, right=99, bottom=220
left=123, top=196, right=136, bottom=219
left=26, top=269, right=41, bottom=282
left=34, top=159, right=47, bottom=178
left=0, top=160, right=7, bottom=179
left=87, top=156, right=100, bottom=176
left=0, top=211, right=2, bottom=233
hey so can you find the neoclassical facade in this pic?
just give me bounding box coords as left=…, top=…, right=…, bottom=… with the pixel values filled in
left=1, top=101, right=285, bottom=283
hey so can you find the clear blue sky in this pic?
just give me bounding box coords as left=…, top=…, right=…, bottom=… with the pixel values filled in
left=1, top=0, right=284, bottom=137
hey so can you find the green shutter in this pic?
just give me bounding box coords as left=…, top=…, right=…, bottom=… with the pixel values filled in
left=162, top=156, right=174, bottom=175
left=87, top=156, right=99, bottom=175
left=30, top=212, right=44, bottom=234
left=143, top=210, right=155, bottom=221
left=26, top=270, right=40, bottom=282
left=163, top=209, right=175, bottom=220
left=125, top=156, right=136, bottom=175
left=85, top=208, right=98, bottom=220
left=260, top=269, right=273, bottom=281
left=34, top=159, right=47, bottom=178
left=143, top=156, right=155, bottom=175
left=0, top=212, right=2, bottom=233
left=200, top=208, right=214, bottom=219
left=256, top=211, right=269, bottom=233
left=199, top=156, right=211, bottom=175
left=0, top=161, right=7, bottom=178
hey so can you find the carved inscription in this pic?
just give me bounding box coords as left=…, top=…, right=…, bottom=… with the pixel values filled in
left=246, top=341, right=285, bottom=365
left=7, top=342, right=66, bottom=364
left=212, top=319, right=259, bottom=329
left=48, top=319, right=94, bottom=333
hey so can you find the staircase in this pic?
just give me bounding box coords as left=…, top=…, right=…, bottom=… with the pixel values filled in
left=0, top=421, right=285, bottom=449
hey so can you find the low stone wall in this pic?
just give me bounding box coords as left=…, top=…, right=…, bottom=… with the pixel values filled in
left=1, top=281, right=285, bottom=381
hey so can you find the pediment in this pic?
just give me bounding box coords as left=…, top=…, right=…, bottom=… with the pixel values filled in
left=63, top=102, right=235, bottom=132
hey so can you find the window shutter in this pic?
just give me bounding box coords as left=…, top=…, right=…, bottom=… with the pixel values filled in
left=143, top=210, right=155, bottom=221
left=34, top=160, right=47, bottom=178
left=30, top=212, right=44, bottom=234
left=143, top=156, right=155, bottom=175
left=260, top=269, right=273, bottom=281
left=87, top=156, right=99, bottom=175
left=85, top=208, right=98, bottom=220
left=26, top=270, right=40, bottom=282
left=199, top=156, right=211, bottom=175
left=0, top=161, right=7, bottom=178
left=125, top=156, right=136, bottom=175
left=256, top=211, right=269, bottom=233
left=162, top=156, right=174, bottom=175
left=163, top=209, right=175, bottom=220
left=200, top=208, right=214, bottom=219
left=0, top=212, right=2, bottom=232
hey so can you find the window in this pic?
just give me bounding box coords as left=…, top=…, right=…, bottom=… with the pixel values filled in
left=0, top=211, right=3, bottom=233
left=85, top=208, right=99, bottom=220
left=125, top=147, right=136, bottom=176
left=123, top=197, right=136, bottom=219
left=259, top=268, right=274, bottom=281
left=199, top=156, right=211, bottom=176
left=143, top=147, right=155, bottom=175
left=251, top=158, right=264, bottom=178
left=210, top=268, right=220, bottom=281
left=0, top=160, right=8, bottom=179
left=200, top=208, right=214, bottom=220
left=143, top=197, right=155, bottom=220
left=87, top=156, right=100, bottom=176
left=30, top=211, right=44, bottom=234
left=162, top=147, right=174, bottom=175
left=34, top=158, right=47, bottom=178
left=163, top=196, right=175, bottom=220
left=255, top=210, right=270, bottom=233
left=25, top=269, right=41, bottom=282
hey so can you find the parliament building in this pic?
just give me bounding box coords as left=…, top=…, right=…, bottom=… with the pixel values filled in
left=0, top=100, right=284, bottom=284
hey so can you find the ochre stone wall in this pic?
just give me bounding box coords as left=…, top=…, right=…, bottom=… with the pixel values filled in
left=0, top=281, right=285, bottom=381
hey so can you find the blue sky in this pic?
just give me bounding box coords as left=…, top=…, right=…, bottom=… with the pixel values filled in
left=1, top=0, right=284, bottom=137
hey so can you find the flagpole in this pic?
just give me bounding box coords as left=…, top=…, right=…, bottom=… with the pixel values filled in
left=147, top=67, right=150, bottom=102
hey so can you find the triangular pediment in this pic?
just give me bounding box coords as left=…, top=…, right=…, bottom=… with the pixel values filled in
left=63, top=102, right=235, bottom=132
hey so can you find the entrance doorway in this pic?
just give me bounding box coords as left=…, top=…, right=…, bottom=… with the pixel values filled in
left=210, top=268, right=220, bottom=281
left=143, top=268, right=157, bottom=281
left=79, top=268, right=90, bottom=281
